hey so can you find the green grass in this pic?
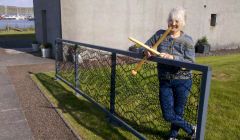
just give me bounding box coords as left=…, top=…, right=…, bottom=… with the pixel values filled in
left=197, top=54, right=240, bottom=140
left=0, top=30, right=35, bottom=35
left=56, top=62, right=199, bottom=139
left=32, top=73, right=138, bottom=140
left=32, top=53, right=240, bottom=140
left=0, top=31, right=35, bottom=43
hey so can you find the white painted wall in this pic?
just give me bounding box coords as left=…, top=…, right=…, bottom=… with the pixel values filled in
left=34, top=0, right=240, bottom=52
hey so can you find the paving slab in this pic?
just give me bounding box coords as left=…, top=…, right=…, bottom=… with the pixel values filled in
left=0, top=52, right=53, bottom=66
left=0, top=84, right=21, bottom=110
left=0, top=47, right=78, bottom=140
left=0, top=119, right=32, bottom=140
left=0, top=80, right=33, bottom=139
left=0, top=72, right=11, bottom=85
left=0, top=48, right=52, bottom=140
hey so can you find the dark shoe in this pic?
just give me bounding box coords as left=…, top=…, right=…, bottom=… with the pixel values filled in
left=191, top=125, right=197, bottom=140
left=168, top=137, right=178, bottom=140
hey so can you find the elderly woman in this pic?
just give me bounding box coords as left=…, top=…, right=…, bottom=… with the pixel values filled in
left=144, top=7, right=196, bottom=140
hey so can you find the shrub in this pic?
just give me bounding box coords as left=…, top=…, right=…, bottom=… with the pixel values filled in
left=40, top=42, right=52, bottom=49
left=196, top=36, right=210, bottom=46
left=195, top=36, right=211, bottom=53
left=32, top=40, right=38, bottom=44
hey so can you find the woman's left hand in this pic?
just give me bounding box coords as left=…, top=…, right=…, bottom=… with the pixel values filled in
left=160, top=52, right=174, bottom=60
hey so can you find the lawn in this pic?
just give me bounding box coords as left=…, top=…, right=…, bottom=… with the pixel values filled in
left=0, top=31, right=35, bottom=41
left=32, top=53, right=240, bottom=140
left=0, top=31, right=36, bottom=48
left=0, top=30, right=35, bottom=35
left=0, top=30, right=35, bottom=40
left=32, top=72, right=138, bottom=140
left=197, top=54, right=240, bottom=140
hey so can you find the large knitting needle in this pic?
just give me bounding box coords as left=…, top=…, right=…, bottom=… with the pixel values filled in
left=129, top=27, right=172, bottom=76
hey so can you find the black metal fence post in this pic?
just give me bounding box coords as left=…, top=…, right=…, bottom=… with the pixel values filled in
left=110, top=53, right=116, bottom=114
left=55, top=41, right=60, bottom=79
left=74, top=45, right=80, bottom=96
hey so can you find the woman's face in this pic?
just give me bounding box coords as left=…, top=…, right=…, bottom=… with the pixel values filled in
left=168, top=19, right=184, bottom=35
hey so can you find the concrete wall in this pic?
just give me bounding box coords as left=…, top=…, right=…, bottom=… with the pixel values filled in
left=33, top=0, right=61, bottom=57
left=200, top=0, right=240, bottom=49
left=60, top=0, right=240, bottom=50
left=33, top=0, right=240, bottom=52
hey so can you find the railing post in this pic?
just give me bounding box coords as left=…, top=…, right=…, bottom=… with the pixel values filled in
left=197, top=67, right=212, bottom=140
left=55, top=40, right=60, bottom=79
left=74, top=45, right=80, bottom=96
left=110, top=53, right=116, bottom=114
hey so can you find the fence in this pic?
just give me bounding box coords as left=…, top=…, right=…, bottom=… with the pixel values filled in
left=55, top=38, right=211, bottom=140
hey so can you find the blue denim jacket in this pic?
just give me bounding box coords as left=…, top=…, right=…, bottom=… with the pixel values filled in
left=144, top=29, right=195, bottom=80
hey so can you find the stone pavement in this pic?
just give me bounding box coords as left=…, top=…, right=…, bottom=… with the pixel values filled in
left=0, top=48, right=45, bottom=140
left=0, top=47, right=77, bottom=140
left=0, top=65, right=32, bottom=140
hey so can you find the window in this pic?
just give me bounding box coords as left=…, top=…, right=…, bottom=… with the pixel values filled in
left=210, top=14, right=217, bottom=26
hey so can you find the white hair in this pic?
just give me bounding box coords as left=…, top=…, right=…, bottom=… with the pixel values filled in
left=168, top=7, right=186, bottom=26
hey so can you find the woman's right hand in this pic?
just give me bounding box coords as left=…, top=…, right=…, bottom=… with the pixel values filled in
left=144, top=50, right=153, bottom=58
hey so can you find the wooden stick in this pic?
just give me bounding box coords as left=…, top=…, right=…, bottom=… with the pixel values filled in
left=130, top=27, right=172, bottom=76
left=129, top=37, right=164, bottom=57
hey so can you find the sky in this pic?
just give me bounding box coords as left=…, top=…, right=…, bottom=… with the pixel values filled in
left=0, top=0, right=33, bottom=7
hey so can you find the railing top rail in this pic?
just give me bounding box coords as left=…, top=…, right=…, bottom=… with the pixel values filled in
left=56, top=38, right=211, bottom=73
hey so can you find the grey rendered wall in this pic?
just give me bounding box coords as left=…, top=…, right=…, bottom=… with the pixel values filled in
left=60, top=0, right=240, bottom=50
left=200, top=0, right=240, bottom=49
left=33, top=0, right=61, bottom=57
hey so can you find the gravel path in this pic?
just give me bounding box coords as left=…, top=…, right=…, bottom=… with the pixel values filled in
left=2, top=48, right=78, bottom=140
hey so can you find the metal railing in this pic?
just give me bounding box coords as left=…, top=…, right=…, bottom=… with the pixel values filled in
left=55, top=38, right=211, bottom=140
